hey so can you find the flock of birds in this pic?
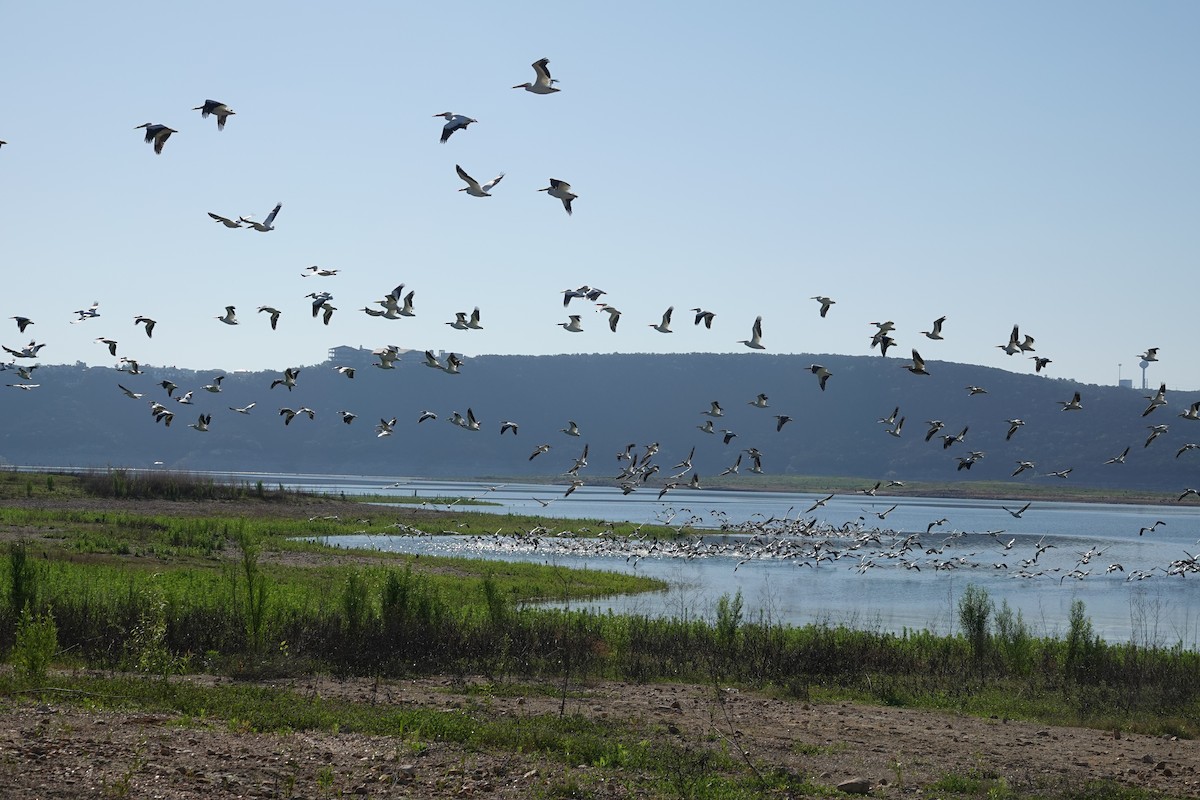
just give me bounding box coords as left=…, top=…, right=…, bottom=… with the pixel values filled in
left=2, top=58, right=1198, bottom=590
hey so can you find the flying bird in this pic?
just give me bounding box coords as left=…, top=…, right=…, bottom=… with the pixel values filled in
left=513, top=58, right=560, bottom=94
left=216, top=306, right=238, bottom=325
left=302, top=266, right=340, bottom=277
left=691, top=308, right=716, bottom=328
left=207, top=212, right=242, bottom=228
left=903, top=350, right=929, bottom=375
left=134, top=316, right=156, bottom=337
left=1002, top=502, right=1032, bottom=519
left=809, top=364, right=832, bottom=391
left=812, top=296, right=835, bottom=318
left=194, top=99, right=235, bottom=130
left=240, top=202, right=282, bottom=232
left=738, top=316, right=765, bottom=350
left=10, top=317, right=33, bottom=333
left=596, top=304, right=622, bottom=332
left=135, top=123, right=175, bottom=154
left=649, top=307, right=674, bottom=334
left=920, top=316, right=946, bottom=340
left=538, top=179, right=577, bottom=215
left=1058, top=391, right=1082, bottom=411
left=558, top=314, right=584, bottom=333
left=434, top=112, right=476, bottom=143
left=258, top=306, right=281, bottom=330
left=455, top=164, right=504, bottom=197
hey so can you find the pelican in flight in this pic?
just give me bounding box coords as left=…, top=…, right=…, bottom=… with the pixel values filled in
left=1142, top=383, right=1167, bottom=417
left=188, top=413, right=212, bottom=432
left=903, top=350, right=929, bottom=375
left=240, top=202, right=282, bottom=232
left=1139, top=348, right=1159, bottom=362
left=500, top=421, right=519, bottom=435
left=135, top=123, right=176, bottom=154
left=1031, top=356, right=1052, bottom=373
left=561, top=420, right=581, bottom=437
left=558, top=315, right=583, bottom=333
left=417, top=410, right=437, bottom=423
left=302, top=266, right=340, bottom=277
left=738, top=316, right=765, bottom=350
left=258, top=306, right=281, bottom=330
left=95, top=337, right=118, bottom=357
left=10, top=317, right=33, bottom=333
left=134, top=316, right=156, bottom=337
left=1002, top=501, right=1032, bottom=519
left=434, top=112, right=476, bottom=143
left=207, top=212, right=242, bottom=228
left=809, top=364, right=832, bottom=391
left=117, top=384, right=143, bottom=400
left=529, top=444, right=551, bottom=460
left=1145, top=424, right=1169, bottom=448
left=376, top=417, right=398, bottom=438
left=1179, top=401, right=1200, bottom=421
left=703, top=401, right=724, bottom=418
left=1104, top=446, right=1130, bottom=465
left=649, top=307, right=674, bottom=334
left=1058, top=391, right=1082, bottom=411
left=455, top=164, right=504, bottom=197
left=538, top=179, right=577, bottom=215
left=338, top=411, right=356, bottom=425
left=812, top=296, right=835, bottom=318
left=749, top=393, right=769, bottom=408
left=920, top=316, right=946, bottom=340
left=194, top=99, right=235, bottom=130
left=271, top=367, right=300, bottom=391
left=73, top=302, right=100, bottom=323
left=229, top=402, right=256, bottom=414
left=279, top=407, right=315, bottom=426
left=691, top=308, right=716, bottom=328
left=597, top=304, right=621, bottom=332
left=216, top=306, right=238, bottom=325
left=513, top=58, right=560, bottom=94
left=447, top=308, right=482, bottom=330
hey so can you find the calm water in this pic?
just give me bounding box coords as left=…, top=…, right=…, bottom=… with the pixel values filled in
left=207, top=471, right=1200, bottom=645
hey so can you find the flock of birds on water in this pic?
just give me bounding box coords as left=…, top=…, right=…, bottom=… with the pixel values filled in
left=2, top=59, right=1199, bottom=588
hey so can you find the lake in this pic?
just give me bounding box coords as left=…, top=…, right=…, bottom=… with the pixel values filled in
left=186, top=470, right=1200, bottom=645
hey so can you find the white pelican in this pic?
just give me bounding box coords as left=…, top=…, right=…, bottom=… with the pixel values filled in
left=920, top=316, right=946, bottom=340
left=809, top=364, right=832, bottom=391
left=720, top=454, right=742, bottom=476
left=877, top=407, right=898, bottom=425
left=558, top=315, right=583, bottom=333
left=1005, top=419, right=1025, bottom=440
left=207, top=212, right=242, bottom=228
left=117, top=384, right=143, bottom=400
left=1012, top=460, right=1036, bottom=476
left=1002, top=501, right=1032, bottom=519
left=749, top=393, right=769, bottom=408
left=376, top=417, right=397, bottom=437
left=691, top=308, right=715, bottom=328
left=1141, top=383, right=1167, bottom=417
left=1031, top=356, right=1052, bottom=373
left=562, top=285, right=590, bottom=306
left=513, top=58, right=560, bottom=94
left=72, top=302, right=100, bottom=323
left=902, top=350, right=929, bottom=375
left=240, top=202, right=282, bottom=232
left=1139, top=348, right=1159, bottom=362
left=805, top=493, right=834, bottom=513
left=203, top=375, right=224, bottom=393
left=338, top=411, right=356, bottom=425
left=738, top=316, right=765, bottom=349
left=194, top=99, right=235, bottom=130
left=216, top=305, right=238, bottom=325
left=417, top=410, right=437, bottom=423
left=118, top=358, right=142, bottom=374
left=697, top=420, right=715, bottom=434
left=1045, top=468, right=1073, bottom=478
left=1058, top=391, right=1082, bottom=411
left=812, top=296, right=835, bottom=318
left=159, top=380, right=178, bottom=397
left=885, top=417, right=904, bottom=437
left=318, top=303, right=336, bottom=325
left=649, top=307, right=673, bottom=334
left=538, top=179, right=577, bottom=215
left=1145, top=424, right=1168, bottom=448
left=307, top=291, right=333, bottom=317
left=776, top=415, right=794, bottom=432
left=1104, top=446, right=1130, bottom=464
left=965, top=385, right=987, bottom=396
left=175, top=391, right=194, bottom=405
left=335, top=366, right=356, bottom=379
left=279, top=407, right=315, bottom=426
left=134, top=316, right=156, bottom=337
left=95, top=337, right=118, bottom=357
left=6, top=383, right=38, bottom=390
left=444, top=353, right=463, bottom=374
left=462, top=408, right=481, bottom=431
left=703, top=401, right=724, bottom=418
left=302, top=266, right=340, bottom=277
left=455, top=165, right=504, bottom=197
left=229, top=402, right=256, bottom=414
left=258, top=306, right=281, bottom=330
left=500, top=421, right=519, bottom=435
left=561, top=420, right=581, bottom=437
left=10, top=316, right=33, bottom=333
left=529, top=444, right=551, bottom=460
left=270, top=367, right=300, bottom=391
left=423, top=350, right=446, bottom=371
left=1179, top=401, right=1200, bottom=421
left=597, top=304, right=621, bottom=332
left=374, top=347, right=400, bottom=369
left=434, top=112, right=476, bottom=143
left=997, top=325, right=1021, bottom=356
left=188, top=413, right=212, bottom=432
left=135, top=123, right=175, bottom=154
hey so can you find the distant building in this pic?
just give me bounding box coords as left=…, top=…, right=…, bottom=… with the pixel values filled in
left=1119, top=379, right=1133, bottom=389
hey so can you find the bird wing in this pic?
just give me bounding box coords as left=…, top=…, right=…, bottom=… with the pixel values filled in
left=533, top=58, right=553, bottom=85
left=455, top=164, right=481, bottom=191
left=264, top=203, right=282, bottom=227
left=482, top=173, right=504, bottom=191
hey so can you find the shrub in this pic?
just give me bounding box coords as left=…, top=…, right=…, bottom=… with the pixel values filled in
left=13, top=607, right=57, bottom=684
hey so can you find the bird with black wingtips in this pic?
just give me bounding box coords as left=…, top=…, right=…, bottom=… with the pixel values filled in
left=538, top=178, right=577, bottom=215
left=809, top=364, right=832, bottom=391
left=513, top=58, right=560, bottom=94
left=812, top=296, right=835, bottom=318
left=434, top=112, right=477, bottom=143
left=194, top=99, right=235, bottom=130
left=240, top=202, right=282, bottom=232
left=135, top=123, right=175, bottom=154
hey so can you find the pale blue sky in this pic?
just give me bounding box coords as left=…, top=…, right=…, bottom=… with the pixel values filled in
left=2, top=2, right=1197, bottom=388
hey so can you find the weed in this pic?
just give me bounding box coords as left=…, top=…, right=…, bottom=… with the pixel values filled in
left=12, top=606, right=57, bottom=684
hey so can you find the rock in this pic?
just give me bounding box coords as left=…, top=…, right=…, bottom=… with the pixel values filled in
left=837, top=777, right=871, bottom=794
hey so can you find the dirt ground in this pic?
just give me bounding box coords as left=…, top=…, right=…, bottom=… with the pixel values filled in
left=1, top=673, right=1197, bottom=799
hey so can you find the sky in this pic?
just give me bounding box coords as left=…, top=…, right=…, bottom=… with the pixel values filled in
left=2, top=2, right=1198, bottom=389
